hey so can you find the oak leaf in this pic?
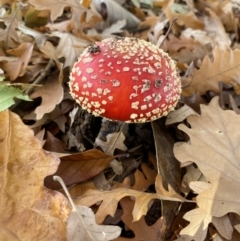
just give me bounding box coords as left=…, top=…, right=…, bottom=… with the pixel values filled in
left=54, top=176, right=121, bottom=241
left=30, top=77, right=64, bottom=120
left=29, top=0, right=84, bottom=22
left=182, top=47, right=240, bottom=96
left=53, top=32, right=90, bottom=68
left=176, top=209, right=233, bottom=241
left=45, top=149, right=116, bottom=190
left=0, top=43, right=33, bottom=80
left=0, top=110, right=70, bottom=240
left=174, top=97, right=240, bottom=217
left=67, top=205, right=121, bottom=241
left=115, top=197, right=166, bottom=241
left=75, top=175, right=185, bottom=223
left=95, top=132, right=127, bottom=155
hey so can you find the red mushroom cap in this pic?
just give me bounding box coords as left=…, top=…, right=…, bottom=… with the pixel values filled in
left=69, top=37, right=181, bottom=123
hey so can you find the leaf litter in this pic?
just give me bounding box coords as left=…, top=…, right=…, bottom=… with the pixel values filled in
left=1, top=0, right=240, bottom=240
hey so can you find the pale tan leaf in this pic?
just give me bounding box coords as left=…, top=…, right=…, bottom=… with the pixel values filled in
left=203, top=8, right=231, bottom=49
left=182, top=47, right=240, bottom=96
left=53, top=32, right=90, bottom=68
left=67, top=205, right=121, bottom=241
left=101, top=20, right=126, bottom=37
left=174, top=97, right=240, bottom=217
left=180, top=164, right=203, bottom=196
left=189, top=181, right=212, bottom=194
left=212, top=214, right=233, bottom=240
left=0, top=110, right=70, bottom=240
left=166, top=104, right=199, bottom=125
left=178, top=209, right=233, bottom=241
left=54, top=176, right=121, bottom=241
left=75, top=175, right=185, bottom=223
left=176, top=208, right=212, bottom=241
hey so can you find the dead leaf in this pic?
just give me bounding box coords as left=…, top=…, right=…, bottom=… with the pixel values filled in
left=76, top=175, right=185, bottom=223
left=53, top=31, right=90, bottom=68
left=29, top=0, right=83, bottom=22
left=54, top=176, right=121, bottom=241
left=0, top=43, right=33, bottom=80
left=177, top=208, right=233, bottom=241
left=176, top=208, right=212, bottom=241
left=0, top=228, right=20, bottom=241
left=93, top=0, right=140, bottom=29
left=0, top=110, right=70, bottom=240
left=30, top=77, right=64, bottom=120
left=182, top=47, right=240, bottom=96
left=43, top=131, right=66, bottom=153
left=166, top=104, right=199, bottom=125
left=44, top=149, right=116, bottom=190
left=164, top=0, right=204, bottom=30
left=68, top=205, right=121, bottom=241
left=39, top=41, right=63, bottom=82
left=203, top=8, right=231, bottom=49
left=174, top=97, right=240, bottom=217
left=180, top=164, right=203, bottom=197
left=115, top=197, right=166, bottom=241
left=0, top=17, right=19, bottom=49
left=113, top=163, right=156, bottom=191
left=95, top=131, right=127, bottom=154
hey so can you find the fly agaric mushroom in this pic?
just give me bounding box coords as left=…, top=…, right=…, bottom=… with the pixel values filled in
left=69, top=37, right=181, bottom=123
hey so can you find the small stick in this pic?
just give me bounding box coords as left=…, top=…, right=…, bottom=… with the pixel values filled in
left=159, top=17, right=178, bottom=48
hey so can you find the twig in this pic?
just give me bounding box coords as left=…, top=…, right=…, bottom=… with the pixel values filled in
left=159, top=17, right=178, bottom=48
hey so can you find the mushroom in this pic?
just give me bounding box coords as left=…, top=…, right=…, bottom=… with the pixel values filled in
left=69, top=37, right=181, bottom=123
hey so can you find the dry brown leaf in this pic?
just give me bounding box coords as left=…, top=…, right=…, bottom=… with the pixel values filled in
left=0, top=110, right=70, bottom=240
left=95, top=131, right=127, bottom=155
left=30, top=77, right=64, bottom=120
left=0, top=228, right=20, bottom=241
left=0, top=43, right=33, bottom=80
left=182, top=47, right=240, bottom=96
left=69, top=180, right=97, bottom=198
left=39, top=41, right=63, bottom=82
left=29, top=0, right=84, bottom=22
left=44, top=149, right=116, bottom=190
left=115, top=197, right=166, bottom=241
left=43, top=131, right=66, bottom=153
left=112, top=163, right=156, bottom=191
left=164, top=0, right=204, bottom=30
left=162, top=34, right=198, bottom=53
left=53, top=32, right=90, bottom=68
left=75, top=175, right=185, bottom=223
left=0, top=17, right=19, bottom=49
left=174, top=97, right=240, bottom=217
